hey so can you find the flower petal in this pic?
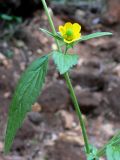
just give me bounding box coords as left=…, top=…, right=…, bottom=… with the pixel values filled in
left=64, top=22, right=73, bottom=30
left=59, top=26, right=65, bottom=35
left=64, top=39, right=73, bottom=44
left=74, top=33, right=81, bottom=41
left=73, top=23, right=81, bottom=33
left=64, top=37, right=75, bottom=44
left=59, top=22, right=82, bottom=44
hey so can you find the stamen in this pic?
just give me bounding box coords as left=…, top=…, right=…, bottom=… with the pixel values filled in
left=66, top=29, right=73, bottom=36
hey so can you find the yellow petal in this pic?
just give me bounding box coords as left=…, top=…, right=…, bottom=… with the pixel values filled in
left=74, top=33, right=81, bottom=41
left=64, top=39, right=73, bottom=44
left=59, top=26, right=65, bottom=35
left=73, top=23, right=81, bottom=32
left=64, top=22, right=73, bottom=30
left=64, top=38, right=75, bottom=44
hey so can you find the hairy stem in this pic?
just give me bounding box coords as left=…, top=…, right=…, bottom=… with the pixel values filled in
left=41, top=0, right=61, bottom=51
left=64, top=72, right=90, bottom=154
left=41, top=0, right=90, bottom=155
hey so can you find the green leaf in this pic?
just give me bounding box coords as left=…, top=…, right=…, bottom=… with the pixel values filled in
left=67, top=32, right=112, bottom=49
left=97, top=131, right=120, bottom=158
left=78, top=32, right=112, bottom=42
left=106, top=145, right=120, bottom=160
left=0, top=14, right=13, bottom=21
left=39, top=28, right=63, bottom=41
left=87, top=145, right=99, bottom=160
left=52, top=51, right=79, bottom=74
left=4, top=55, right=49, bottom=153
left=0, top=14, right=22, bottom=23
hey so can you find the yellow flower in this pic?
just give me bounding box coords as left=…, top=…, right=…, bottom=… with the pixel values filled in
left=59, top=22, right=81, bottom=44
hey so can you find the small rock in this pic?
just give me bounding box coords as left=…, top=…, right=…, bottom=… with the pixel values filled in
left=0, top=53, right=6, bottom=61
left=28, top=112, right=43, bottom=125
left=75, top=9, right=86, bottom=19
left=113, top=65, right=120, bottom=77
left=92, top=17, right=101, bottom=25
left=36, top=49, right=42, bottom=55
left=34, top=152, right=46, bottom=160
left=101, top=123, right=114, bottom=137
left=46, top=139, right=86, bottom=160
left=0, top=53, right=10, bottom=68
left=59, top=131, right=84, bottom=146
left=51, top=43, right=57, bottom=50
left=0, top=142, right=3, bottom=152
left=20, top=62, right=26, bottom=71
left=75, top=89, right=102, bottom=114
left=2, top=155, right=25, bottom=160
left=2, top=42, right=8, bottom=48
left=39, top=81, right=69, bottom=113
left=112, top=46, right=120, bottom=63
left=103, top=0, right=120, bottom=25
left=58, top=110, right=74, bottom=129
left=16, top=119, right=36, bottom=140
left=106, top=84, right=120, bottom=119
left=15, top=40, right=25, bottom=48
left=70, top=70, right=107, bottom=91
left=32, top=102, right=42, bottom=112
left=4, top=92, right=11, bottom=99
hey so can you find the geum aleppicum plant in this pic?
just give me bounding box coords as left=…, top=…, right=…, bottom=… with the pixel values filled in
left=4, top=0, right=120, bottom=160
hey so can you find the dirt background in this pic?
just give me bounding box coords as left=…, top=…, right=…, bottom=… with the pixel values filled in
left=0, top=0, right=120, bottom=159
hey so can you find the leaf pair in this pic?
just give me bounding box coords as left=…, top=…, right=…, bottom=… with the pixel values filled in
left=40, top=28, right=112, bottom=48
left=4, top=50, right=78, bottom=153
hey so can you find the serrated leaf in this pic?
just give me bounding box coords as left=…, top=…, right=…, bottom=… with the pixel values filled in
left=4, top=55, right=49, bottom=153
left=106, top=145, right=120, bottom=160
left=39, top=28, right=63, bottom=41
left=52, top=51, right=79, bottom=74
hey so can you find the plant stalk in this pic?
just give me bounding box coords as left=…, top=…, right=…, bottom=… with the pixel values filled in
left=41, top=0, right=61, bottom=51
left=64, top=72, right=90, bottom=154
left=41, top=0, right=90, bottom=155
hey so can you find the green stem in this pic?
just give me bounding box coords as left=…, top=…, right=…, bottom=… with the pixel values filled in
left=41, top=0, right=61, bottom=51
left=41, top=0, right=90, bottom=155
left=64, top=73, right=90, bottom=154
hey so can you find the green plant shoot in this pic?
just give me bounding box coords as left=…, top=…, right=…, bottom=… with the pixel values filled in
left=4, top=0, right=120, bottom=160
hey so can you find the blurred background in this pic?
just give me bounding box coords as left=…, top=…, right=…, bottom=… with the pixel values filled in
left=0, top=0, right=120, bottom=159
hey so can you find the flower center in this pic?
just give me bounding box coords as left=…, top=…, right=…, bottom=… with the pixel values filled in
left=66, top=29, right=73, bottom=36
